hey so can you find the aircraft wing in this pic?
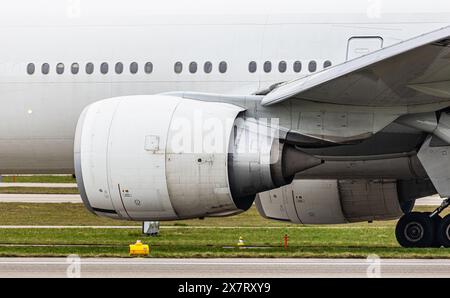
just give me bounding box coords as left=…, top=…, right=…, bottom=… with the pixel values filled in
left=262, top=25, right=450, bottom=108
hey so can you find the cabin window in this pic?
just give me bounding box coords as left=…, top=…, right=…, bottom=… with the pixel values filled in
left=41, top=63, right=50, bottom=75
left=278, top=61, right=287, bottom=73
left=308, top=61, right=317, bottom=72
left=71, top=63, right=80, bottom=75
left=56, top=63, right=65, bottom=75
left=100, top=62, right=109, bottom=74
left=174, top=62, right=183, bottom=74
left=56, top=63, right=64, bottom=74
left=249, top=61, right=257, bottom=73
left=204, top=62, right=212, bottom=74
left=86, top=63, right=94, bottom=74
left=144, top=62, right=153, bottom=74
left=27, top=63, right=35, bottom=75
left=264, top=61, right=272, bottom=73
left=130, top=62, right=138, bottom=74
left=293, top=61, right=302, bottom=73
left=219, top=61, right=227, bottom=73
left=115, top=62, right=124, bottom=74
left=324, top=60, right=332, bottom=68
left=189, top=62, right=198, bottom=74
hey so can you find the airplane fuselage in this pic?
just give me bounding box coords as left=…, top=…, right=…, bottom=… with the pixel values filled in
left=1, top=0, right=449, bottom=173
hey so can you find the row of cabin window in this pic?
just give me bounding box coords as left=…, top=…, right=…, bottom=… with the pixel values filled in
left=26, top=62, right=154, bottom=75
left=27, top=60, right=333, bottom=75
left=249, top=60, right=332, bottom=74
left=174, top=60, right=332, bottom=74
left=26, top=61, right=227, bottom=75
left=175, top=61, right=228, bottom=74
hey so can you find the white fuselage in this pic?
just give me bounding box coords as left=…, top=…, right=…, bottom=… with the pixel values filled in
left=0, top=0, right=449, bottom=173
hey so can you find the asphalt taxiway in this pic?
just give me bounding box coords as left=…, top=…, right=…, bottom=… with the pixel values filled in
left=0, top=258, right=449, bottom=278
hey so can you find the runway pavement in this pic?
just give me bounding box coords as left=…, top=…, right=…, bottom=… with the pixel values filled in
left=0, top=183, right=77, bottom=188
left=415, top=195, right=443, bottom=206
left=0, top=194, right=82, bottom=203
left=0, top=258, right=449, bottom=278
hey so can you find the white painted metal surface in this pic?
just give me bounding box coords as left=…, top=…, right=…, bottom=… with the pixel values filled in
left=106, top=95, right=181, bottom=220
left=76, top=95, right=245, bottom=220
left=347, top=37, right=383, bottom=60
left=257, top=179, right=403, bottom=224
left=0, top=0, right=450, bottom=228
left=418, top=136, right=450, bottom=197
left=257, top=180, right=347, bottom=224
left=293, top=180, right=347, bottom=224
left=165, top=99, right=244, bottom=219
left=75, top=98, right=121, bottom=216
left=0, top=0, right=447, bottom=172
left=262, top=25, right=450, bottom=106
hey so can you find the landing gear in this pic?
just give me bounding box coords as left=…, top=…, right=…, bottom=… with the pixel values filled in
left=437, top=215, right=450, bottom=247
left=396, top=212, right=435, bottom=247
left=430, top=214, right=443, bottom=248
left=396, top=198, right=450, bottom=248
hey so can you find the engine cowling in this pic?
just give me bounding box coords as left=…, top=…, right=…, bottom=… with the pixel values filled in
left=74, top=95, right=321, bottom=221
left=256, top=179, right=413, bottom=224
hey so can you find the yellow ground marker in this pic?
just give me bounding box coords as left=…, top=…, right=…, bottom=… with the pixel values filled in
left=129, top=240, right=150, bottom=257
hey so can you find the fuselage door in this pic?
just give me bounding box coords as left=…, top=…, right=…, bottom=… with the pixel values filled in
left=347, top=37, right=383, bottom=61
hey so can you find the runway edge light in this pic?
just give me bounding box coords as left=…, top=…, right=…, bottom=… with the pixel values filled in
left=129, top=240, right=150, bottom=257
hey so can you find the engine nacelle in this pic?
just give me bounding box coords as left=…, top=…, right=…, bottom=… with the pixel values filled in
left=75, top=95, right=320, bottom=221
left=256, top=179, right=409, bottom=224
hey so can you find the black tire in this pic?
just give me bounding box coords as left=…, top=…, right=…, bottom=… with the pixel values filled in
left=395, top=212, right=435, bottom=248
left=437, top=214, right=450, bottom=248
left=429, top=214, right=443, bottom=248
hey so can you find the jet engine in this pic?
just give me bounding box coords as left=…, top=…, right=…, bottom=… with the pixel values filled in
left=255, top=179, right=436, bottom=224
left=74, top=95, right=321, bottom=221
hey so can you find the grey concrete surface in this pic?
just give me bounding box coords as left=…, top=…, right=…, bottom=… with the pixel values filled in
left=0, top=183, right=77, bottom=188
left=0, top=258, right=449, bottom=278
left=415, top=195, right=443, bottom=206
left=0, top=194, right=81, bottom=203
left=0, top=225, right=139, bottom=229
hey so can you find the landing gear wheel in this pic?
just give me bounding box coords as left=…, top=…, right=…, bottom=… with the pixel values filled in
left=429, top=213, right=443, bottom=248
left=437, top=215, right=450, bottom=248
left=395, top=212, right=435, bottom=248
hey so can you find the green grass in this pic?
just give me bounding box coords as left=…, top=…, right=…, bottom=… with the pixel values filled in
left=1, top=175, right=76, bottom=183
left=0, top=227, right=448, bottom=258
left=0, top=203, right=137, bottom=226
left=0, top=203, right=448, bottom=258
left=0, top=203, right=298, bottom=226
left=0, top=187, right=79, bottom=195
left=0, top=203, right=446, bottom=227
